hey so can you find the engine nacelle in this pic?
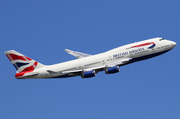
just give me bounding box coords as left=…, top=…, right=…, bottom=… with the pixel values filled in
left=81, top=70, right=96, bottom=78
left=105, top=66, right=120, bottom=74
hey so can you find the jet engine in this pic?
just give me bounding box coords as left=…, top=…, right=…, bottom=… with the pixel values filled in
left=105, top=66, right=120, bottom=74
left=81, top=70, right=96, bottom=78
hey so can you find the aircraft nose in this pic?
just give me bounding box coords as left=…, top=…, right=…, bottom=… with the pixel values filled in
left=172, top=41, right=177, bottom=46
left=171, top=41, right=177, bottom=48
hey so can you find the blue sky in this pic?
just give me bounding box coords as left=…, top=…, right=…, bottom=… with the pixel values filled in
left=1, top=0, right=180, bottom=119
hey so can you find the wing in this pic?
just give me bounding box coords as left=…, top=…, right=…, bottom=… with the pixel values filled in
left=65, top=49, right=92, bottom=58
left=62, top=58, right=131, bottom=75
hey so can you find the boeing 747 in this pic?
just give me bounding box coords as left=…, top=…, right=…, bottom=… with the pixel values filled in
left=5, top=37, right=176, bottom=79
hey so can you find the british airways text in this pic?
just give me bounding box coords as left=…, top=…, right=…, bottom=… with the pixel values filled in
left=113, top=48, right=145, bottom=57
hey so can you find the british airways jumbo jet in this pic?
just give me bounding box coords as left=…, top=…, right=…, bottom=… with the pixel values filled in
left=5, top=37, right=176, bottom=79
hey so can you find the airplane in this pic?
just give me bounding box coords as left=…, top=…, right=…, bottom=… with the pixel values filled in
left=4, top=37, right=176, bottom=79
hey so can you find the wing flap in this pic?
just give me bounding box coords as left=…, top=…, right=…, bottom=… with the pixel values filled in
left=106, top=58, right=131, bottom=67
left=62, top=58, right=131, bottom=75
left=62, top=69, right=83, bottom=74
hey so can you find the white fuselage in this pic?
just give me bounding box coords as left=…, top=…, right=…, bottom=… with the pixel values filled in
left=21, top=37, right=177, bottom=79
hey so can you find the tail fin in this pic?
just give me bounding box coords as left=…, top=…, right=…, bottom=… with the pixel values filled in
left=4, top=50, right=45, bottom=73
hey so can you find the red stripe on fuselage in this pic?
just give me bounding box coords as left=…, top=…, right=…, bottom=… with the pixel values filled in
left=131, top=42, right=155, bottom=48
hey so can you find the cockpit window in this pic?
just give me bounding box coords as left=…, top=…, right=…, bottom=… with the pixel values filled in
left=159, top=38, right=164, bottom=41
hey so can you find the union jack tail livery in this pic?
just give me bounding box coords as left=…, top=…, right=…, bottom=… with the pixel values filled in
left=5, top=50, right=45, bottom=78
